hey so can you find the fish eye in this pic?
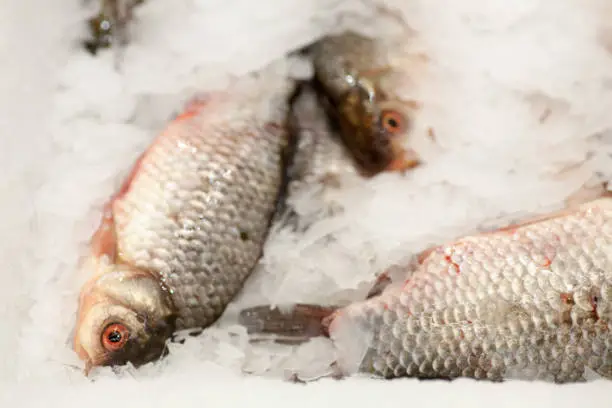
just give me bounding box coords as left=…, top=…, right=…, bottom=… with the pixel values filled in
left=101, top=323, right=130, bottom=352
left=380, top=110, right=406, bottom=134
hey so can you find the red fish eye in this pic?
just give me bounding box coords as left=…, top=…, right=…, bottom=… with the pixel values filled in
left=102, top=323, right=129, bottom=351
left=380, top=110, right=405, bottom=134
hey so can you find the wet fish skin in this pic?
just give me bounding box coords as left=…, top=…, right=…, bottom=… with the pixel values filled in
left=287, top=84, right=356, bottom=194
left=73, top=77, right=294, bottom=371
left=276, top=83, right=357, bottom=231
left=310, top=30, right=425, bottom=177
left=240, top=197, right=612, bottom=383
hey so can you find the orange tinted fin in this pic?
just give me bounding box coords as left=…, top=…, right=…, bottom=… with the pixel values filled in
left=366, top=271, right=395, bottom=299
left=89, top=203, right=118, bottom=261
left=113, top=148, right=150, bottom=202
left=173, top=94, right=212, bottom=122
left=476, top=185, right=612, bottom=237
left=89, top=145, right=151, bottom=260
left=238, top=304, right=339, bottom=344
left=417, top=244, right=442, bottom=264
left=564, top=181, right=612, bottom=209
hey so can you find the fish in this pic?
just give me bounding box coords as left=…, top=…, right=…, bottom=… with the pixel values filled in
left=310, top=30, right=427, bottom=177
left=277, top=83, right=358, bottom=231
left=72, top=72, right=296, bottom=373
left=239, top=192, right=612, bottom=383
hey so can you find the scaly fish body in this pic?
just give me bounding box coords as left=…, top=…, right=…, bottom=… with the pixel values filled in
left=74, top=75, right=294, bottom=371
left=278, top=84, right=357, bottom=230
left=288, top=86, right=356, bottom=194
left=311, top=30, right=427, bottom=177
left=241, top=197, right=612, bottom=382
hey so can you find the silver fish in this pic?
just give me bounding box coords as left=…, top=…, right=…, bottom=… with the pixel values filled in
left=311, top=30, right=427, bottom=177
left=73, top=73, right=295, bottom=372
left=241, top=194, right=612, bottom=383
left=277, top=84, right=358, bottom=231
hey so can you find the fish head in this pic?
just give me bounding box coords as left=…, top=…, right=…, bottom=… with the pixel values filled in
left=335, top=80, right=417, bottom=176
left=73, top=263, right=176, bottom=372
left=312, top=31, right=422, bottom=176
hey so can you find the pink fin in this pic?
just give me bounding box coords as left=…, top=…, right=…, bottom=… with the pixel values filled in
left=480, top=207, right=582, bottom=237
left=238, top=304, right=339, bottom=343
left=90, top=138, right=155, bottom=260
left=89, top=204, right=118, bottom=260
left=113, top=149, right=149, bottom=203
left=111, top=96, right=209, bottom=202
left=173, top=94, right=212, bottom=122
left=417, top=245, right=442, bottom=264
left=490, top=182, right=612, bottom=236
left=564, top=181, right=612, bottom=209
left=89, top=143, right=152, bottom=260
left=365, top=272, right=392, bottom=299
left=88, top=93, right=215, bottom=261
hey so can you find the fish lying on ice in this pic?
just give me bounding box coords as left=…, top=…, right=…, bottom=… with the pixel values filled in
left=72, top=72, right=296, bottom=373
left=240, top=192, right=612, bottom=383
left=310, top=30, right=428, bottom=177
left=277, top=83, right=358, bottom=231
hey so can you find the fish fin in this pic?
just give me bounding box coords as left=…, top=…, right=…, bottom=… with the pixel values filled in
left=89, top=145, right=153, bottom=261
left=89, top=203, right=118, bottom=261
left=365, top=264, right=410, bottom=298
left=172, top=94, right=213, bottom=122
left=475, top=184, right=612, bottom=237
left=238, top=304, right=339, bottom=344
left=365, top=273, right=393, bottom=299
left=564, top=181, right=612, bottom=209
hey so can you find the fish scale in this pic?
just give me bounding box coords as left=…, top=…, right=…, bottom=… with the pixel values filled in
left=325, top=199, right=612, bottom=382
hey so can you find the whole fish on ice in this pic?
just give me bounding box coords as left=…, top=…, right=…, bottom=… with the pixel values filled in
left=73, top=73, right=295, bottom=372
left=241, top=194, right=612, bottom=383
left=311, top=30, right=428, bottom=177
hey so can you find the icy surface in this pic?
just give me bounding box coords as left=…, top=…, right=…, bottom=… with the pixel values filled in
left=3, top=0, right=612, bottom=405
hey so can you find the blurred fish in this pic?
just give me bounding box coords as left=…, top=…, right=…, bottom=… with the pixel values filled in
left=277, top=83, right=358, bottom=231
left=73, top=74, right=296, bottom=373
left=240, top=192, right=612, bottom=383
left=310, top=30, right=427, bottom=177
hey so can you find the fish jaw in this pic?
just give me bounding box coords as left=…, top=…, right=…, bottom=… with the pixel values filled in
left=73, top=258, right=177, bottom=372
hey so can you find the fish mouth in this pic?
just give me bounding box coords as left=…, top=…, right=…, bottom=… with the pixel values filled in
left=386, top=146, right=421, bottom=173
left=337, top=93, right=418, bottom=177
left=342, top=126, right=420, bottom=176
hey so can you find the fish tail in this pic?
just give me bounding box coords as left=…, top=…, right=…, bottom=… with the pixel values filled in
left=238, top=304, right=339, bottom=344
